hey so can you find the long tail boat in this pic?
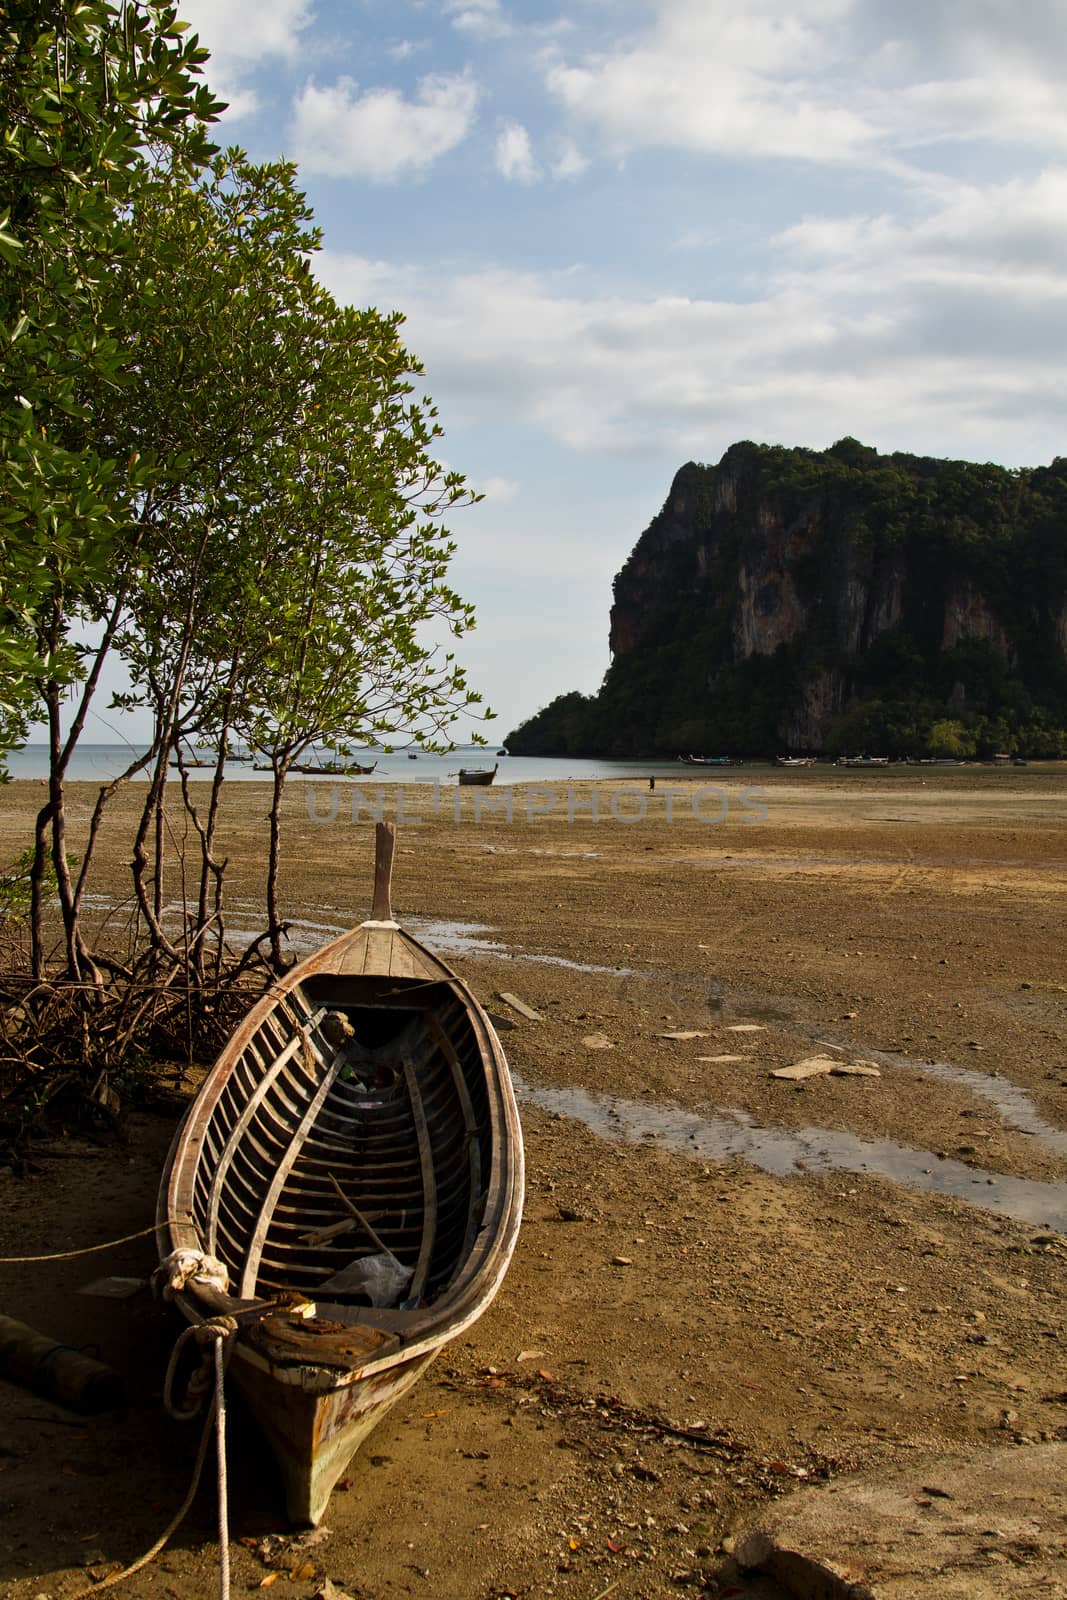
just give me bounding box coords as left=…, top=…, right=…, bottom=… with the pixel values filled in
left=156, top=822, right=524, bottom=1525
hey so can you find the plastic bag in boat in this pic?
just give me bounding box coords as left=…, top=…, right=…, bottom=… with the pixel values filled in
left=318, top=1251, right=414, bottom=1307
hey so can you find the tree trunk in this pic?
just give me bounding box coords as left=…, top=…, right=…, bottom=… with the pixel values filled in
left=265, top=758, right=293, bottom=972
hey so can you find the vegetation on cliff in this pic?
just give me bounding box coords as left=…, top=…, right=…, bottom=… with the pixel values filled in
left=508, top=440, right=1067, bottom=758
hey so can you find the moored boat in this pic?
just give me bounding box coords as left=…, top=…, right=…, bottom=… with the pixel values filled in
left=457, top=764, right=498, bottom=786
left=156, top=823, right=524, bottom=1525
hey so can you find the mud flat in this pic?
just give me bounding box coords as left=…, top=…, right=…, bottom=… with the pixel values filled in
left=0, top=768, right=1064, bottom=1598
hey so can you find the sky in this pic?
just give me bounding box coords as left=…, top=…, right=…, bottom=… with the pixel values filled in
left=169, top=0, right=1067, bottom=744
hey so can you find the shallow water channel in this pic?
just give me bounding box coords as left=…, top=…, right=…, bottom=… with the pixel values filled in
left=513, top=1076, right=1067, bottom=1233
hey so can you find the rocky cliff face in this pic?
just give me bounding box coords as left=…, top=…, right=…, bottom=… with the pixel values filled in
left=510, top=440, right=1067, bottom=757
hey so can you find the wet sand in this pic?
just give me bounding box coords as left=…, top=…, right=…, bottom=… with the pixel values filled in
left=0, top=768, right=1065, bottom=1598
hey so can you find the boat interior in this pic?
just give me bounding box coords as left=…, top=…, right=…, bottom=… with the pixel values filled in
left=183, top=975, right=496, bottom=1329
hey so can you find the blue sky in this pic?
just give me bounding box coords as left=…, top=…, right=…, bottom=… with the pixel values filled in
left=174, top=0, right=1067, bottom=742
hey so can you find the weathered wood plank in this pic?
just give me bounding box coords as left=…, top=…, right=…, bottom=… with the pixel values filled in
left=0, top=1313, right=124, bottom=1413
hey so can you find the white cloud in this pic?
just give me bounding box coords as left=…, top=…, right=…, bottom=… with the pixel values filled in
left=291, top=72, right=480, bottom=180
left=179, top=0, right=313, bottom=61
left=550, top=138, right=589, bottom=180
left=479, top=475, right=519, bottom=503
left=178, top=0, right=313, bottom=115
left=545, top=6, right=877, bottom=167
left=542, top=0, right=1067, bottom=171
left=495, top=122, right=540, bottom=183
left=317, top=166, right=1067, bottom=467
left=444, top=0, right=513, bottom=40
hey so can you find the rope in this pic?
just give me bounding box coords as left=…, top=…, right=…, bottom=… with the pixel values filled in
left=215, top=1335, right=231, bottom=1600
left=0, top=1221, right=162, bottom=1263
left=68, top=1317, right=236, bottom=1600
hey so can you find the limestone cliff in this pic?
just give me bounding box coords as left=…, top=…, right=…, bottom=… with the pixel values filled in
left=509, top=439, right=1067, bottom=757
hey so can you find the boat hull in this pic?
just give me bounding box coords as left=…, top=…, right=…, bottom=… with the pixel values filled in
left=157, top=826, right=523, bottom=1525
left=229, top=1341, right=438, bottom=1524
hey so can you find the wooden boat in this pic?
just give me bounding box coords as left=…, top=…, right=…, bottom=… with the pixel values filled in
left=291, top=759, right=377, bottom=776
left=156, top=823, right=524, bottom=1526
left=775, top=755, right=816, bottom=767
left=457, top=764, right=498, bottom=786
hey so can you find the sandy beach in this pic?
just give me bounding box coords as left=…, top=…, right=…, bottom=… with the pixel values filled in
left=0, top=767, right=1065, bottom=1598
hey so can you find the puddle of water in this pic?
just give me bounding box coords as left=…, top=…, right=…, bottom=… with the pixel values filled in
left=515, top=1076, right=1067, bottom=1233
left=717, top=990, right=1067, bottom=1157
left=405, top=918, right=511, bottom=960
left=407, top=919, right=642, bottom=977
left=843, top=1048, right=1067, bottom=1157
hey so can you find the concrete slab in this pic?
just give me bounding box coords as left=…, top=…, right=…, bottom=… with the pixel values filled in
left=731, top=1443, right=1067, bottom=1599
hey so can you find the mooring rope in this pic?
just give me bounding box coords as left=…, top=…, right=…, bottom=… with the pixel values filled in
left=0, top=1221, right=162, bottom=1264
left=68, top=1317, right=236, bottom=1600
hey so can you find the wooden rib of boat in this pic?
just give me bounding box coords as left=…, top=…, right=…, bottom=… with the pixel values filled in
left=156, top=822, right=524, bottom=1526
left=457, top=764, right=498, bottom=786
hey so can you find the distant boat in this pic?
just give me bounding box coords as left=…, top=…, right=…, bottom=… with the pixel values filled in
left=775, top=756, right=816, bottom=767
left=407, top=752, right=419, bottom=760
left=835, top=756, right=889, bottom=767
left=294, top=759, right=378, bottom=777
left=457, top=765, right=498, bottom=786
left=680, top=754, right=738, bottom=766
left=496, top=747, right=509, bottom=757
left=169, top=738, right=210, bottom=769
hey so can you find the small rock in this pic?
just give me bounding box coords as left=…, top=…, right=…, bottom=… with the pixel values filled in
left=831, top=1061, right=882, bottom=1078
left=772, top=1057, right=835, bottom=1081
left=611, top=1256, right=633, bottom=1267
left=581, top=1033, right=613, bottom=1049
left=658, top=1030, right=710, bottom=1041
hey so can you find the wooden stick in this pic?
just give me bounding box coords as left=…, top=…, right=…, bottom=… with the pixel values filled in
left=328, top=1173, right=394, bottom=1259
left=371, top=820, right=395, bottom=920
left=497, top=991, right=545, bottom=1022
left=401, top=1055, right=437, bottom=1302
